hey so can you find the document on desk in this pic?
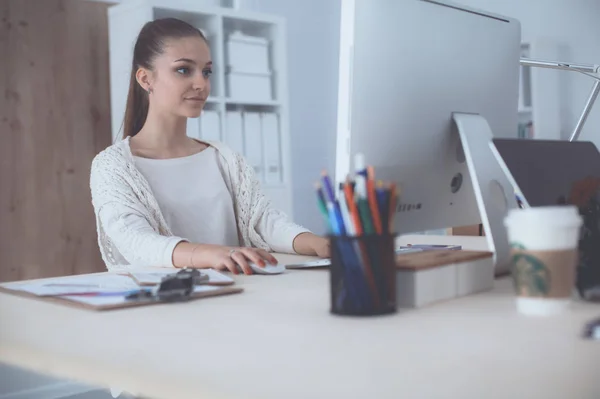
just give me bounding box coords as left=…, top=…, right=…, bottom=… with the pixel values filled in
left=0, top=274, right=140, bottom=296
left=0, top=273, right=243, bottom=311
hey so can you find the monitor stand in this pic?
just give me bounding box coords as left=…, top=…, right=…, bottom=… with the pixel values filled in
left=452, top=113, right=518, bottom=275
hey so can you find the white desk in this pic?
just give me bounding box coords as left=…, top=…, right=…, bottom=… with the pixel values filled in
left=1, top=235, right=599, bottom=399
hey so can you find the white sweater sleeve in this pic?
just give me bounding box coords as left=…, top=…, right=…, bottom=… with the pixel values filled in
left=235, top=154, right=310, bottom=253
left=256, top=206, right=310, bottom=253
left=98, top=203, right=185, bottom=268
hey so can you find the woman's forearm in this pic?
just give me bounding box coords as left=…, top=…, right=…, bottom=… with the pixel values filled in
left=292, top=232, right=319, bottom=255
left=172, top=241, right=219, bottom=268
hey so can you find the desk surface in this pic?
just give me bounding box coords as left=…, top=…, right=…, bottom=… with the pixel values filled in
left=1, top=235, right=599, bottom=399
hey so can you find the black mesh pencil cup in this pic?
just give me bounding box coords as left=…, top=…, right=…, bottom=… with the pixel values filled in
left=329, top=234, right=397, bottom=316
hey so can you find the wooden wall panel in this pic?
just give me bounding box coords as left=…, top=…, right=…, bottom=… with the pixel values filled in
left=0, top=0, right=111, bottom=282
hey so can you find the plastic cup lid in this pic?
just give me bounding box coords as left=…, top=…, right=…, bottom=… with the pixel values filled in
left=504, top=205, right=582, bottom=227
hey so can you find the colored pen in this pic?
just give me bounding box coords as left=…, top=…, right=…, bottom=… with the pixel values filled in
left=321, top=171, right=347, bottom=236
left=315, top=184, right=332, bottom=231
left=338, top=187, right=355, bottom=236
left=376, top=181, right=389, bottom=233
left=343, top=179, right=363, bottom=235
left=355, top=175, right=375, bottom=235
left=366, top=166, right=383, bottom=234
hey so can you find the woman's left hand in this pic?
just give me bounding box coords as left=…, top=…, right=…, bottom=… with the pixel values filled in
left=293, top=232, right=330, bottom=258
left=311, top=236, right=330, bottom=258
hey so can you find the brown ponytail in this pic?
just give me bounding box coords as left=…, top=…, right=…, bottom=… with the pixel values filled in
left=122, top=18, right=206, bottom=139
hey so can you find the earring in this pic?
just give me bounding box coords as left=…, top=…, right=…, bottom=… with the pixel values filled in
left=147, top=87, right=153, bottom=94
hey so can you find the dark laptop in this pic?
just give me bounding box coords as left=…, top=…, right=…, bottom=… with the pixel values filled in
left=492, top=139, right=600, bottom=206
left=491, top=138, right=600, bottom=301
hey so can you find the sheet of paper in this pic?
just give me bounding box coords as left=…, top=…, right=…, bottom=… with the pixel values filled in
left=1, top=274, right=139, bottom=296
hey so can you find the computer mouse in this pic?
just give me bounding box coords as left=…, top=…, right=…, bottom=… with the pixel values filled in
left=237, top=262, right=285, bottom=275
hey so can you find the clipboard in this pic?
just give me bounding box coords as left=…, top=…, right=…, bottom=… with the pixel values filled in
left=125, top=268, right=234, bottom=286
left=0, top=270, right=243, bottom=311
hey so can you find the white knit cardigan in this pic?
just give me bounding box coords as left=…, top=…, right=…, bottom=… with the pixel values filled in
left=90, top=137, right=309, bottom=271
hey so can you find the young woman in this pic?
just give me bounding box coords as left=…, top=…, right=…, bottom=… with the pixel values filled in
left=90, top=18, right=329, bottom=275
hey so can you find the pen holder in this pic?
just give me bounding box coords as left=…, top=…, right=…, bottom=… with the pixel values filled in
left=329, top=234, right=397, bottom=316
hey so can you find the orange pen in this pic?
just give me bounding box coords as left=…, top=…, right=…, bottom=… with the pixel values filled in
left=343, top=179, right=363, bottom=235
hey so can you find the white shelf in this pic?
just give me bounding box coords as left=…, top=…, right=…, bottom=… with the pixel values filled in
left=108, top=0, right=294, bottom=217
left=225, top=98, right=281, bottom=107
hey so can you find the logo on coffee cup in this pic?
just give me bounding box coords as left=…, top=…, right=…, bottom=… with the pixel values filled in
left=511, top=251, right=551, bottom=296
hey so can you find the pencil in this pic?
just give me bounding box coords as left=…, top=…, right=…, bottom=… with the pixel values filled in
left=366, top=166, right=383, bottom=234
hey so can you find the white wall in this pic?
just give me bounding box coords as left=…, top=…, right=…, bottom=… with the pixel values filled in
left=455, top=0, right=600, bottom=144
left=242, top=0, right=341, bottom=233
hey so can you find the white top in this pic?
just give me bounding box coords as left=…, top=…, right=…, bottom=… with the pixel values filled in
left=132, top=147, right=239, bottom=247
left=90, top=138, right=310, bottom=270
left=1, top=246, right=599, bottom=399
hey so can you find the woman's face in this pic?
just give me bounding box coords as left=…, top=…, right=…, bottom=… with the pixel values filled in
left=146, top=36, right=212, bottom=118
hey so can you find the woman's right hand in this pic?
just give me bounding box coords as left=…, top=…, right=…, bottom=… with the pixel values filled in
left=193, top=244, right=278, bottom=275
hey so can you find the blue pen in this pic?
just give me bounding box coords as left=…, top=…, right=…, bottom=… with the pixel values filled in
left=321, top=171, right=347, bottom=235
left=327, top=203, right=341, bottom=234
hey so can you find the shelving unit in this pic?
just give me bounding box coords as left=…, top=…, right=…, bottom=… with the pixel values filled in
left=518, top=40, right=562, bottom=140
left=108, top=0, right=293, bottom=216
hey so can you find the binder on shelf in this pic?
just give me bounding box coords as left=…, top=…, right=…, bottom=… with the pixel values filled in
left=225, top=111, right=245, bottom=155
left=227, top=71, right=272, bottom=102
left=186, top=117, right=201, bottom=140
left=200, top=110, right=221, bottom=142
left=243, top=112, right=264, bottom=182
left=261, top=112, right=282, bottom=184
left=226, top=31, right=270, bottom=74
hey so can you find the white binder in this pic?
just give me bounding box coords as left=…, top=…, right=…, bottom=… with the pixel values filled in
left=225, top=111, right=244, bottom=155
left=186, top=117, right=201, bottom=140
left=200, top=110, right=221, bottom=142
left=243, top=112, right=263, bottom=182
left=261, top=113, right=282, bottom=184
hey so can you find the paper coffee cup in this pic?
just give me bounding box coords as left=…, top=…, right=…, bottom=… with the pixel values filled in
left=504, top=206, right=582, bottom=316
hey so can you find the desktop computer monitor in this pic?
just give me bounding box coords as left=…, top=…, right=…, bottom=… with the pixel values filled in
left=335, top=0, right=521, bottom=272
